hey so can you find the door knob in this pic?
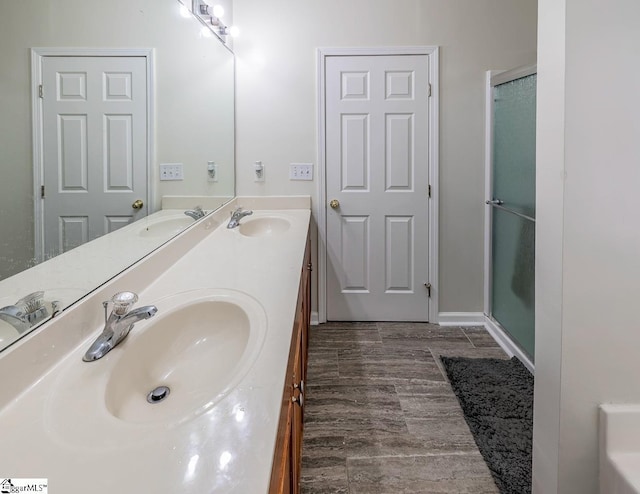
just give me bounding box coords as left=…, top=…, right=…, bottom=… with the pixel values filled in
left=132, top=199, right=144, bottom=209
left=329, top=199, right=340, bottom=209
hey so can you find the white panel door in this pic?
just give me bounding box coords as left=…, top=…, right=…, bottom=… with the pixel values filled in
left=41, top=56, right=147, bottom=258
left=326, top=55, right=430, bottom=321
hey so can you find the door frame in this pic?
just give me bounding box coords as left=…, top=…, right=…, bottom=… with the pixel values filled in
left=483, top=64, right=536, bottom=372
left=316, top=46, right=440, bottom=323
left=31, top=47, right=155, bottom=262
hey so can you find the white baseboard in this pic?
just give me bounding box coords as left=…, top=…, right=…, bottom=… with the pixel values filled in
left=310, top=310, right=320, bottom=326
left=484, top=316, right=535, bottom=373
left=438, top=312, right=535, bottom=373
left=437, top=312, right=486, bottom=326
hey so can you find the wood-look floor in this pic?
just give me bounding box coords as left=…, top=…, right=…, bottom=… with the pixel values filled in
left=301, top=322, right=509, bottom=494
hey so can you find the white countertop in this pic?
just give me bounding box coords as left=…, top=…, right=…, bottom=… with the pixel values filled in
left=0, top=197, right=311, bottom=493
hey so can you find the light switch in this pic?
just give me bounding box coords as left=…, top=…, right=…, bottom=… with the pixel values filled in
left=159, top=163, right=184, bottom=181
left=289, top=163, right=313, bottom=181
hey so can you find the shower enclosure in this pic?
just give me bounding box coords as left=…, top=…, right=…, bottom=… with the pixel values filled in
left=485, top=65, right=536, bottom=365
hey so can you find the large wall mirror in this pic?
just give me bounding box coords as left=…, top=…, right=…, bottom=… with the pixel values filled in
left=0, top=0, right=235, bottom=351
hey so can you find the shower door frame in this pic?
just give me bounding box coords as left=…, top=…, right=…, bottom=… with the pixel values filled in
left=483, top=64, right=536, bottom=373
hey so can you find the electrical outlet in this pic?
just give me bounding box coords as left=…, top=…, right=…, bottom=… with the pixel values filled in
left=289, top=163, right=313, bottom=181
left=159, top=163, right=184, bottom=181
left=254, top=161, right=265, bottom=182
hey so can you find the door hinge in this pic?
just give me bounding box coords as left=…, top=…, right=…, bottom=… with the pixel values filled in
left=424, top=282, right=432, bottom=298
left=428, top=83, right=432, bottom=98
left=39, top=84, right=43, bottom=98
left=40, top=185, right=45, bottom=198
left=428, top=184, right=431, bottom=198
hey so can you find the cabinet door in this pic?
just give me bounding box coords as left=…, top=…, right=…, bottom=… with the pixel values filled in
left=270, top=399, right=293, bottom=494
left=290, top=326, right=304, bottom=494
left=300, top=234, right=311, bottom=387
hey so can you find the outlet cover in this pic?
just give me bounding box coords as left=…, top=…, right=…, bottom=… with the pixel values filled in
left=159, top=163, right=184, bottom=181
left=289, top=163, right=313, bottom=181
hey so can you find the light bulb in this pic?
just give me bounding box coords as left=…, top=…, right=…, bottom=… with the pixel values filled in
left=201, top=26, right=213, bottom=38
left=179, top=4, right=191, bottom=18
left=212, top=5, right=225, bottom=18
left=229, top=25, right=240, bottom=37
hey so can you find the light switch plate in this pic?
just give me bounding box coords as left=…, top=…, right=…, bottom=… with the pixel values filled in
left=289, top=163, right=313, bottom=181
left=159, top=163, right=184, bottom=181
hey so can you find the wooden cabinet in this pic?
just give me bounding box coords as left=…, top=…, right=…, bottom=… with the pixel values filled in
left=269, top=234, right=311, bottom=494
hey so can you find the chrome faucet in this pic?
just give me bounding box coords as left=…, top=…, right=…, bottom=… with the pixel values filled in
left=227, top=207, right=253, bottom=229
left=184, top=206, right=205, bottom=220
left=83, top=292, right=157, bottom=362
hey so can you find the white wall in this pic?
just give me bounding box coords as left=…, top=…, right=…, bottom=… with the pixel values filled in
left=0, top=0, right=234, bottom=280
left=534, top=0, right=640, bottom=491
left=233, top=0, right=538, bottom=314
left=532, top=0, right=565, bottom=491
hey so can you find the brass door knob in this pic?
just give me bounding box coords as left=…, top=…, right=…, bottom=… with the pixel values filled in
left=132, top=199, right=144, bottom=209
left=329, top=199, right=340, bottom=209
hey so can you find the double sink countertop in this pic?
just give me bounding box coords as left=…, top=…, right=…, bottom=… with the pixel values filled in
left=0, top=196, right=311, bottom=493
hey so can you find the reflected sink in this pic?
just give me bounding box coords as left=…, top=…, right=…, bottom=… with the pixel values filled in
left=47, top=289, right=267, bottom=438
left=0, top=321, right=19, bottom=349
left=239, top=216, right=290, bottom=237
left=138, top=215, right=194, bottom=237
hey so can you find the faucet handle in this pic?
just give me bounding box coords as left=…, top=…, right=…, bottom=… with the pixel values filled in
left=110, top=291, right=139, bottom=315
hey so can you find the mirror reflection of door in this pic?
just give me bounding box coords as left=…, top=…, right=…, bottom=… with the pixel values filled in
left=40, top=55, right=148, bottom=259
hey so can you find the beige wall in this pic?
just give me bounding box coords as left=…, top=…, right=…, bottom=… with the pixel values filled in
left=233, top=0, right=538, bottom=314
left=0, top=0, right=234, bottom=280
left=534, top=0, right=640, bottom=491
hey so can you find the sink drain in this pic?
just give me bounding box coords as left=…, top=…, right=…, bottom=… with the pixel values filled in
left=147, top=385, right=170, bottom=404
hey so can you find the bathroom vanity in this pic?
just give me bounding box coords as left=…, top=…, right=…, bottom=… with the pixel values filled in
left=0, top=196, right=311, bottom=494
left=270, top=230, right=311, bottom=493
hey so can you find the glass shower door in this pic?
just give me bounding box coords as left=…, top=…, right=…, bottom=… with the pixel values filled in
left=489, top=73, right=536, bottom=360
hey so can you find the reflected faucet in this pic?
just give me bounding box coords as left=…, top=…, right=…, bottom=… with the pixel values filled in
left=227, top=207, right=253, bottom=229
left=184, top=206, right=205, bottom=220
left=83, top=291, right=157, bottom=362
left=0, top=291, right=54, bottom=334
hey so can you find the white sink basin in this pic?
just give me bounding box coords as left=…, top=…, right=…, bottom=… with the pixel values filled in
left=600, top=404, right=640, bottom=493
left=239, top=216, right=290, bottom=237
left=105, top=296, right=260, bottom=423
left=46, top=289, right=267, bottom=442
left=138, top=215, right=194, bottom=237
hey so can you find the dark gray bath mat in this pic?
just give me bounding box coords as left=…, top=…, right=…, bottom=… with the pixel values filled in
left=440, top=356, right=533, bottom=494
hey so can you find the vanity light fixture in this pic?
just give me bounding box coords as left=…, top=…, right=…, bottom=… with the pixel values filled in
left=190, top=0, right=238, bottom=42
left=212, top=4, right=225, bottom=18
left=223, top=25, right=240, bottom=37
